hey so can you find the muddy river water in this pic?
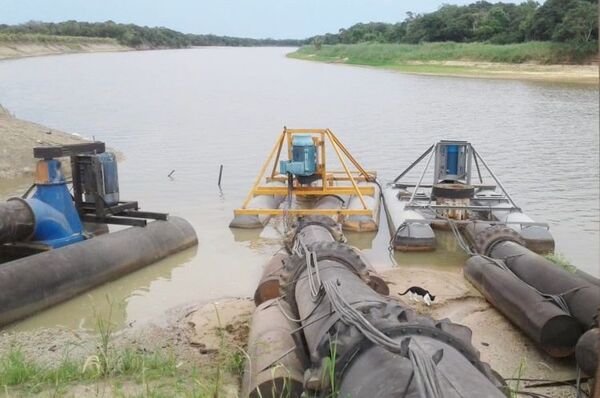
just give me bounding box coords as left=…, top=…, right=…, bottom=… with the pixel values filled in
left=0, top=47, right=598, bottom=331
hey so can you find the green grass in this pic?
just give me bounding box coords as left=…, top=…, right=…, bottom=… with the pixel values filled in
left=0, top=345, right=228, bottom=397
left=0, top=297, right=244, bottom=397
left=289, top=41, right=598, bottom=66
left=0, top=32, right=119, bottom=46
left=544, top=252, right=577, bottom=274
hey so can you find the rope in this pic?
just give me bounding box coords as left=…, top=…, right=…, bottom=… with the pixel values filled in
left=322, top=280, right=445, bottom=398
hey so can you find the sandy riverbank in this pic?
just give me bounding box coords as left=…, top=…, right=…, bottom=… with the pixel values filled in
left=0, top=265, right=588, bottom=397
left=0, top=105, right=90, bottom=180
left=0, top=41, right=130, bottom=61
left=289, top=52, right=599, bottom=85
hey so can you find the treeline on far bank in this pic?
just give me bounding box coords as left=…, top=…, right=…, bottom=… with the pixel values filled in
left=309, top=0, right=598, bottom=62
left=0, top=20, right=305, bottom=48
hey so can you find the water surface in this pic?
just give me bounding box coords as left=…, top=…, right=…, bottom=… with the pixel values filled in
left=0, top=47, right=597, bottom=330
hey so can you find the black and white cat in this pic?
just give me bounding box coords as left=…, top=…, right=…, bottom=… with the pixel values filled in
left=398, top=286, right=436, bottom=306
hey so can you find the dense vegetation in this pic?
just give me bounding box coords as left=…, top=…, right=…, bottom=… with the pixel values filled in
left=291, top=41, right=591, bottom=65
left=0, top=20, right=304, bottom=48
left=311, top=0, right=597, bottom=50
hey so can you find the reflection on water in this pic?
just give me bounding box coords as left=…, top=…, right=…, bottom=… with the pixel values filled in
left=0, top=47, right=597, bottom=330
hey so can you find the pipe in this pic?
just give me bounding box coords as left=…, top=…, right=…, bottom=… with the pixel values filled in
left=0, top=216, right=197, bottom=327
left=576, top=328, right=599, bottom=376
left=0, top=198, right=35, bottom=244
left=282, top=218, right=504, bottom=397
left=241, top=299, right=305, bottom=398
left=254, top=252, right=289, bottom=306
left=489, top=241, right=600, bottom=330
left=464, top=255, right=581, bottom=357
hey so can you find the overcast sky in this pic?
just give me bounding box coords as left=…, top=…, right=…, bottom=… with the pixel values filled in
left=0, top=0, right=483, bottom=39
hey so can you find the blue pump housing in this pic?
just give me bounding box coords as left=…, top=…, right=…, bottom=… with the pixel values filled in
left=26, top=159, right=85, bottom=248
left=280, top=135, right=318, bottom=177
left=446, top=145, right=459, bottom=176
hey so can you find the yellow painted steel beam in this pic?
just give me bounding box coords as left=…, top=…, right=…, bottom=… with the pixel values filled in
left=326, top=128, right=373, bottom=181
left=327, top=130, right=368, bottom=209
left=234, top=208, right=373, bottom=216
left=252, top=186, right=375, bottom=196
left=266, top=176, right=374, bottom=183
left=241, top=131, right=285, bottom=209
left=285, top=128, right=327, bottom=134
left=270, top=127, right=287, bottom=178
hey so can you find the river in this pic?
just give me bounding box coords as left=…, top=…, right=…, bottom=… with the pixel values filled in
left=0, top=47, right=598, bottom=331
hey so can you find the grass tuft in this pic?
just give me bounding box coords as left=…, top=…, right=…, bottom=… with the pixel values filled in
left=544, top=252, right=577, bottom=274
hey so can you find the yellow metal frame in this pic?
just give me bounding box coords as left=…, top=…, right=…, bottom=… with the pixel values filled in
left=235, top=128, right=376, bottom=217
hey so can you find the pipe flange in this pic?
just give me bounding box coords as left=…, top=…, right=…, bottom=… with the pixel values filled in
left=475, top=225, right=525, bottom=256
left=285, top=216, right=345, bottom=249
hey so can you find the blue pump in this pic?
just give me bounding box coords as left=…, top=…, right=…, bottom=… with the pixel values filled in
left=26, top=159, right=85, bottom=248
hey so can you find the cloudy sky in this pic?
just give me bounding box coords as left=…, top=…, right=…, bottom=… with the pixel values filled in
left=1, top=0, right=480, bottom=39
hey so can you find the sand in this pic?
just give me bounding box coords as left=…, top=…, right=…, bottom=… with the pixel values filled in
left=402, top=60, right=600, bottom=85
left=0, top=42, right=129, bottom=61
left=0, top=105, right=90, bottom=180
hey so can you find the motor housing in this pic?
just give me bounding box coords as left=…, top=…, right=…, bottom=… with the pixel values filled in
left=280, top=135, right=318, bottom=184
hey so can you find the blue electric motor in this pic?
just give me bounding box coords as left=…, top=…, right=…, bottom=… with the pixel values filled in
left=280, top=135, right=319, bottom=184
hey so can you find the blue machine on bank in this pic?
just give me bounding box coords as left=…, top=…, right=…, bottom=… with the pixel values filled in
left=0, top=141, right=198, bottom=328
left=0, top=142, right=166, bottom=255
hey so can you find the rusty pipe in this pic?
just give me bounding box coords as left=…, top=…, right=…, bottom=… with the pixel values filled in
left=242, top=299, right=305, bottom=398
left=254, top=252, right=289, bottom=306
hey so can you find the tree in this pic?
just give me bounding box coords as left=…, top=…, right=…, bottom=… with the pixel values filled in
left=530, top=0, right=579, bottom=40
left=475, top=6, right=511, bottom=41
left=552, top=1, right=598, bottom=42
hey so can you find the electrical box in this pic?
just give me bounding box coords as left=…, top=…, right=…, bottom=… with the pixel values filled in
left=77, top=152, right=120, bottom=206
left=280, top=135, right=318, bottom=182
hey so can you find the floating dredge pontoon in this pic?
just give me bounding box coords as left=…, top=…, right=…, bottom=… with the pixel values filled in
left=230, top=128, right=381, bottom=232
left=0, top=143, right=197, bottom=327
left=384, top=140, right=555, bottom=253
left=233, top=132, right=599, bottom=392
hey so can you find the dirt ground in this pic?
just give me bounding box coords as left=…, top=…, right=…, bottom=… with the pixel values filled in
left=0, top=105, right=89, bottom=180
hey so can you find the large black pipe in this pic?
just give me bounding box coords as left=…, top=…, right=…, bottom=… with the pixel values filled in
left=464, top=255, right=581, bottom=357
left=0, top=198, right=35, bottom=244
left=489, top=241, right=600, bottom=330
left=576, top=328, right=599, bottom=376
left=0, top=216, right=197, bottom=327
left=282, top=218, right=504, bottom=397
